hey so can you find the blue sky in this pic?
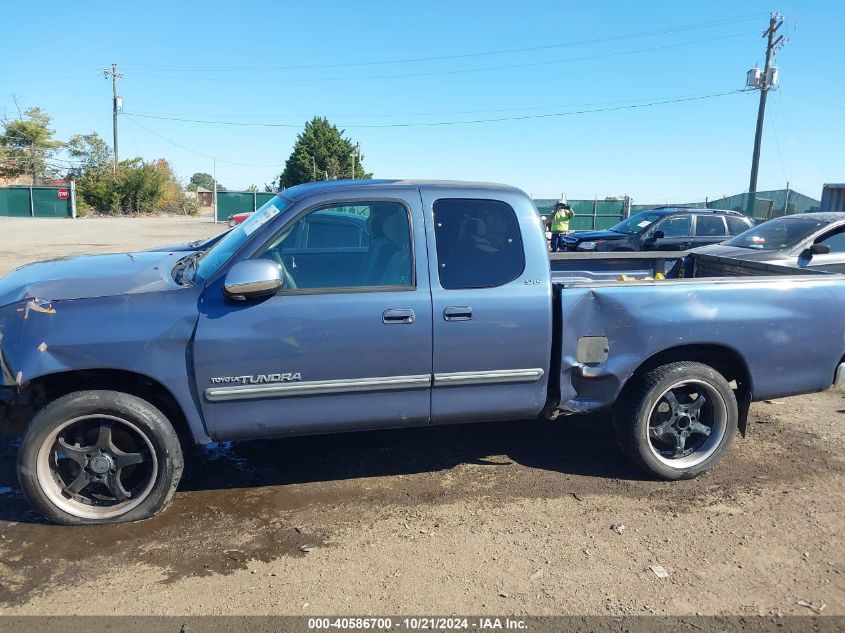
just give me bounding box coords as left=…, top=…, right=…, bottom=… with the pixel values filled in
left=1, top=0, right=842, bottom=202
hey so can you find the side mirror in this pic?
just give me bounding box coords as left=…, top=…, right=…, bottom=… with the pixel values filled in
left=652, top=230, right=665, bottom=241
left=223, top=260, right=282, bottom=301
left=810, top=243, right=831, bottom=255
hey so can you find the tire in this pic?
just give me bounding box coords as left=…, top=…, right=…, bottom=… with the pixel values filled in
left=614, top=361, right=738, bottom=480
left=17, top=390, right=183, bottom=525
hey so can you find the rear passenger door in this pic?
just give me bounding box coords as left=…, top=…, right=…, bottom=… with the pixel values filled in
left=692, top=215, right=728, bottom=248
left=422, top=193, right=552, bottom=425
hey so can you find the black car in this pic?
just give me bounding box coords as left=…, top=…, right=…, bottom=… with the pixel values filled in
left=561, top=207, right=754, bottom=252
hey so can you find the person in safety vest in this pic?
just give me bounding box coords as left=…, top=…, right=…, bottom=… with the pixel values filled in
left=549, top=200, right=574, bottom=252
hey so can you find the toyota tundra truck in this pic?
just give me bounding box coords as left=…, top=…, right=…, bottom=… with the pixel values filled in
left=1, top=180, right=843, bottom=525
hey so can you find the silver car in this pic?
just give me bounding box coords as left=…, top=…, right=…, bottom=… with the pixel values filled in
left=694, top=212, right=845, bottom=273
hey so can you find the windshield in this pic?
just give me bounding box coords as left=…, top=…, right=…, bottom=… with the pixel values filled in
left=609, top=211, right=665, bottom=235
left=722, top=217, right=828, bottom=250
left=193, top=195, right=289, bottom=281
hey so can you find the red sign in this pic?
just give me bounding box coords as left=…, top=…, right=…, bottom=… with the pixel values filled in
left=57, top=188, right=69, bottom=200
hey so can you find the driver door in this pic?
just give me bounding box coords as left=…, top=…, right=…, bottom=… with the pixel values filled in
left=799, top=226, right=845, bottom=273
left=192, top=195, right=433, bottom=440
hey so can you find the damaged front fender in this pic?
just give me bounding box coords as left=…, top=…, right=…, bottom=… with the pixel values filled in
left=0, top=289, right=212, bottom=444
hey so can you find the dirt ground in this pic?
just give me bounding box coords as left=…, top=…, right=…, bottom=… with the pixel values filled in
left=0, top=215, right=842, bottom=617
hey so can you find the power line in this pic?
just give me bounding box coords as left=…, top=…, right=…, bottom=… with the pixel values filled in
left=119, top=13, right=766, bottom=73
left=773, top=98, right=830, bottom=181
left=766, top=108, right=789, bottom=183
left=121, top=115, right=281, bottom=167
left=124, top=91, right=749, bottom=121
left=122, top=89, right=747, bottom=129
left=130, top=32, right=756, bottom=83
left=780, top=91, right=845, bottom=111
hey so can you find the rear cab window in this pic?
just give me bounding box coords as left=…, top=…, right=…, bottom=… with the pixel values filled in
left=433, top=199, right=525, bottom=289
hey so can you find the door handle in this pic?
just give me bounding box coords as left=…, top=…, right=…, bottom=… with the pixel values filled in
left=443, top=306, right=472, bottom=321
left=382, top=308, right=415, bottom=324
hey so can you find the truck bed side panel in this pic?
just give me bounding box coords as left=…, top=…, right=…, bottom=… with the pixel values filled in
left=556, top=277, right=845, bottom=412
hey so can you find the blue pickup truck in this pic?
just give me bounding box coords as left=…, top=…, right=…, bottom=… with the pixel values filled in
left=1, top=180, right=844, bottom=525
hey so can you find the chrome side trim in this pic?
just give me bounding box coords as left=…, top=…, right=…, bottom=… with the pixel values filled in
left=433, top=368, right=545, bottom=387
left=205, top=374, right=431, bottom=402
left=835, top=363, right=845, bottom=390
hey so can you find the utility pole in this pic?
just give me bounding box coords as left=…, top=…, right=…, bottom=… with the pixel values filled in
left=350, top=142, right=360, bottom=179
left=103, top=63, right=124, bottom=176
left=746, top=13, right=785, bottom=216
left=213, top=156, right=218, bottom=224
left=312, top=155, right=316, bottom=181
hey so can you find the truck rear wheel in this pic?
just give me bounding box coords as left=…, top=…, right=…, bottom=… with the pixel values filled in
left=17, top=390, right=183, bottom=525
left=614, top=361, right=737, bottom=479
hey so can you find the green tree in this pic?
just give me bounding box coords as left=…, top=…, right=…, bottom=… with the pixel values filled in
left=66, top=132, right=112, bottom=178
left=278, top=116, right=371, bottom=188
left=188, top=172, right=223, bottom=191
left=0, top=103, right=63, bottom=184
left=76, top=157, right=197, bottom=216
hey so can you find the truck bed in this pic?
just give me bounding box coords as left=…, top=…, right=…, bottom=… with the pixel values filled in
left=548, top=250, right=845, bottom=416
left=549, top=251, right=827, bottom=285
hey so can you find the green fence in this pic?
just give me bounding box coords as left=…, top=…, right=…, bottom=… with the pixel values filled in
left=0, top=186, right=74, bottom=218
left=705, top=189, right=820, bottom=220
left=533, top=198, right=628, bottom=231
left=215, top=190, right=275, bottom=222
left=629, top=189, right=820, bottom=222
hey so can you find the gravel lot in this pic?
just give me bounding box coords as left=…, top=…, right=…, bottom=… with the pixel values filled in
left=0, top=215, right=842, bottom=616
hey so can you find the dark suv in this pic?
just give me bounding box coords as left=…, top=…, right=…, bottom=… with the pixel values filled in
left=561, top=207, right=754, bottom=252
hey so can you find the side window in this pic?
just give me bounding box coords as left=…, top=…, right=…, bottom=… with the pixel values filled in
left=655, top=215, right=691, bottom=238
left=695, top=215, right=727, bottom=237
left=726, top=215, right=752, bottom=235
left=255, top=202, right=412, bottom=290
left=305, top=217, right=369, bottom=248
left=433, top=198, right=525, bottom=289
left=817, top=228, right=845, bottom=253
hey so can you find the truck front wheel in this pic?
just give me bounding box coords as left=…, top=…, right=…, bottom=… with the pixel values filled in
left=614, top=362, right=738, bottom=479
left=17, top=390, right=183, bottom=525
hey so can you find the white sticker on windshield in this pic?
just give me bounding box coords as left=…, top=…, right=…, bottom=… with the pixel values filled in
left=242, top=203, right=281, bottom=236
left=637, top=220, right=653, bottom=228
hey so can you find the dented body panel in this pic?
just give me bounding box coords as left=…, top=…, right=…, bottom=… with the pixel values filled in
left=555, top=277, right=845, bottom=413
left=0, top=284, right=210, bottom=443
left=0, top=251, right=186, bottom=306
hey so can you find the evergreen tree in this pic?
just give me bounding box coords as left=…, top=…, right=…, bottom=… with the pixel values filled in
left=278, top=117, right=371, bottom=188
left=0, top=105, right=63, bottom=184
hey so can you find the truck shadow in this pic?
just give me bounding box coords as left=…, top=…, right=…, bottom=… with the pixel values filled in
left=0, top=413, right=643, bottom=525
left=177, top=413, right=644, bottom=494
